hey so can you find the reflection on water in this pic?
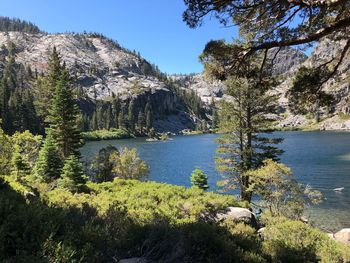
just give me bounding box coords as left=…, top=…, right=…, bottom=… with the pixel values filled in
left=81, top=131, right=350, bottom=231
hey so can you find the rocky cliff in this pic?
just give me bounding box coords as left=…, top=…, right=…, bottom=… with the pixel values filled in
left=0, top=31, right=199, bottom=132
left=175, top=41, right=350, bottom=131
left=275, top=38, right=350, bottom=130
left=2, top=26, right=349, bottom=132
left=171, top=47, right=308, bottom=104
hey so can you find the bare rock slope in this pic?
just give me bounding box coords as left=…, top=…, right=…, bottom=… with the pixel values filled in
left=0, top=32, right=197, bottom=132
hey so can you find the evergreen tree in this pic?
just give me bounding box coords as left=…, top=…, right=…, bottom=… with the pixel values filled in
left=11, top=144, right=30, bottom=181
left=0, top=54, right=17, bottom=133
left=112, top=98, right=121, bottom=129
left=118, top=108, right=126, bottom=129
left=91, top=111, right=98, bottom=131
left=22, top=89, right=40, bottom=133
left=48, top=69, right=82, bottom=159
left=212, top=108, right=219, bottom=129
left=190, top=168, right=209, bottom=190
left=34, top=129, right=62, bottom=183
left=59, top=154, right=87, bottom=193
left=0, top=77, right=11, bottom=133
left=105, top=104, right=112, bottom=130
left=145, top=101, right=153, bottom=131
left=216, top=68, right=283, bottom=202
left=127, top=100, right=135, bottom=132
left=96, top=106, right=104, bottom=130
left=137, top=111, right=145, bottom=134
left=90, top=145, right=119, bottom=183
left=47, top=47, right=63, bottom=92
left=35, top=47, right=64, bottom=123
left=0, top=124, right=13, bottom=174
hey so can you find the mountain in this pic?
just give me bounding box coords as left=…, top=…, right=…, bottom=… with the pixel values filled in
left=0, top=30, right=206, bottom=133
left=3, top=17, right=349, bottom=133
left=171, top=47, right=308, bottom=106
left=275, top=38, right=350, bottom=130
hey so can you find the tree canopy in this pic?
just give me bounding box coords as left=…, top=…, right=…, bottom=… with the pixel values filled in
left=183, top=0, right=350, bottom=107
left=184, top=0, right=350, bottom=56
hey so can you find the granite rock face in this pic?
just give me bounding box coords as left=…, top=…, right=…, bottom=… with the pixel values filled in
left=177, top=40, right=350, bottom=130
left=334, top=228, right=350, bottom=244
left=0, top=32, right=197, bottom=132
left=274, top=38, right=350, bottom=129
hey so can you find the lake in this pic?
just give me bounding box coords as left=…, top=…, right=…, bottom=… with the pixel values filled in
left=81, top=131, right=350, bottom=232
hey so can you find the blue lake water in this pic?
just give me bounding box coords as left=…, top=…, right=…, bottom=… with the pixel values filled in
left=81, top=131, right=350, bottom=231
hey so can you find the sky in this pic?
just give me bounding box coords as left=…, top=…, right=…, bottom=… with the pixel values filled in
left=1, top=0, right=237, bottom=74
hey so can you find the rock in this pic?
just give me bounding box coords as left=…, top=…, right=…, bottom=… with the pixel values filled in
left=300, top=216, right=309, bottom=224
left=216, top=207, right=257, bottom=227
left=23, top=191, right=36, bottom=201
left=258, top=227, right=266, bottom=239
left=334, top=228, right=350, bottom=244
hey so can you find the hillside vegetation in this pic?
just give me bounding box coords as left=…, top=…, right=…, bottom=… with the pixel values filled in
left=1, top=176, right=350, bottom=262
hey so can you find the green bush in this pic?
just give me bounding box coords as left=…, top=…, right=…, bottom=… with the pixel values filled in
left=1, top=176, right=349, bottom=262
left=82, top=129, right=131, bottom=141
left=262, top=217, right=350, bottom=263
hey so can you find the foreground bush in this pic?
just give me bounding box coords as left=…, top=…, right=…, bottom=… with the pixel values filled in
left=262, top=216, right=350, bottom=263
left=1, top=176, right=349, bottom=262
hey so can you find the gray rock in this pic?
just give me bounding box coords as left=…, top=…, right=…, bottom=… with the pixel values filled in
left=216, top=207, right=257, bottom=227
left=334, top=228, right=350, bottom=244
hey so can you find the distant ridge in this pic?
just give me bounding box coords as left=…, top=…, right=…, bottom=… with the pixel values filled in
left=0, top=16, right=42, bottom=34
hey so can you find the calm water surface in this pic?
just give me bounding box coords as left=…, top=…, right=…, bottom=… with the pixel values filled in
left=81, top=131, right=350, bottom=231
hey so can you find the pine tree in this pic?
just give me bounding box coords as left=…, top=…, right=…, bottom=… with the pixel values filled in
left=145, top=101, right=153, bottom=132
left=128, top=100, right=135, bottom=132
left=216, top=69, right=283, bottom=202
left=137, top=111, right=145, bottom=134
left=96, top=106, right=104, bottom=130
left=47, top=47, right=63, bottom=92
left=91, top=111, right=98, bottom=131
left=190, top=168, right=209, bottom=190
left=112, top=98, right=121, bottom=129
left=105, top=104, right=112, bottom=130
left=90, top=145, right=119, bottom=183
left=0, top=77, right=11, bottom=133
left=22, top=89, right=40, bottom=134
left=118, top=108, right=126, bottom=129
left=212, top=108, right=219, bottom=129
left=11, top=144, right=30, bottom=181
left=48, top=69, right=82, bottom=159
left=59, top=154, right=87, bottom=193
left=35, top=47, right=64, bottom=123
left=34, top=129, right=62, bottom=183
left=0, top=54, right=17, bottom=133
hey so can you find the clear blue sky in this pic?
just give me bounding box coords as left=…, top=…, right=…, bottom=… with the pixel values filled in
left=1, top=0, right=237, bottom=74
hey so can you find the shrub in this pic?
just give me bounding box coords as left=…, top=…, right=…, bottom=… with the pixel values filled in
left=262, top=217, right=350, bottom=263
left=190, top=168, right=209, bottom=190
left=82, top=129, right=131, bottom=141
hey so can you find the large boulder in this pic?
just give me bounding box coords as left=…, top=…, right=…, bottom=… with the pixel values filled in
left=216, top=207, right=257, bottom=227
left=334, top=228, right=350, bottom=244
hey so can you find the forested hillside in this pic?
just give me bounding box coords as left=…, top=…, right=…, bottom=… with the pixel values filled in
left=0, top=16, right=41, bottom=33
left=0, top=18, right=208, bottom=136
